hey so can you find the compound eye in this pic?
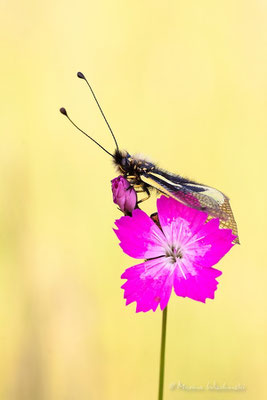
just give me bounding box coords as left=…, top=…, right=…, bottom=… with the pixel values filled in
left=121, top=157, right=127, bottom=166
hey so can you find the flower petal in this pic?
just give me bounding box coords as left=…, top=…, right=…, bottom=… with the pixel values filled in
left=121, top=258, right=175, bottom=312
left=111, top=176, right=137, bottom=212
left=124, top=187, right=137, bottom=212
left=186, top=218, right=236, bottom=268
left=173, top=263, right=222, bottom=303
left=114, top=209, right=166, bottom=259
left=157, top=195, right=208, bottom=243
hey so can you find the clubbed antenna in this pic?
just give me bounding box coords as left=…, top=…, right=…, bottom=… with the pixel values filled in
left=77, top=71, right=119, bottom=151
left=59, top=107, right=114, bottom=158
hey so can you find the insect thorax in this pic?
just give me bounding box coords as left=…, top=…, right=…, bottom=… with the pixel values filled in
left=113, top=149, right=155, bottom=185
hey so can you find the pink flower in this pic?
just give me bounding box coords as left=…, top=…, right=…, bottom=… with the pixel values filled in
left=111, top=176, right=137, bottom=214
left=114, top=196, right=236, bottom=312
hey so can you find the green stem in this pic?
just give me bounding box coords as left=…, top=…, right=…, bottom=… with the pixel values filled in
left=158, top=306, right=168, bottom=400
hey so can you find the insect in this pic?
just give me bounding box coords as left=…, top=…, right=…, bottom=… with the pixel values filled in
left=60, top=72, right=239, bottom=244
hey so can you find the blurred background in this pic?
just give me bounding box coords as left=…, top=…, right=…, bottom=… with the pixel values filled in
left=1, top=1, right=267, bottom=399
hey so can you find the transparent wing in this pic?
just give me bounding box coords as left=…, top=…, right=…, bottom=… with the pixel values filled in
left=141, top=172, right=239, bottom=244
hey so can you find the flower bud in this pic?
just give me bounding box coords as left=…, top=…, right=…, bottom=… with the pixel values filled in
left=111, top=176, right=137, bottom=213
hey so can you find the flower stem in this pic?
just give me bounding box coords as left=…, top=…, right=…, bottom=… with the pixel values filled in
left=158, top=306, right=168, bottom=400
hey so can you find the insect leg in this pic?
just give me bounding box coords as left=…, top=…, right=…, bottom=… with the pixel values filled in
left=137, top=187, right=151, bottom=204
left=133, top=184, right=144, bottom=193
left=126, top=175, right=137, bottom=185
left=126, top=184, right=143, bottom=193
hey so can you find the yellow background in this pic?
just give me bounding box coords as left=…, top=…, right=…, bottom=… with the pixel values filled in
left=1, top=1, right=266, bottom=399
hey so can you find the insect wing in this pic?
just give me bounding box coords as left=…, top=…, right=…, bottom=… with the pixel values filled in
left=141, top=172, right=239, bottom=244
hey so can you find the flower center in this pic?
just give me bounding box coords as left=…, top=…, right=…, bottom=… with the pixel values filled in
left=165, top=245, right=183, bottom=264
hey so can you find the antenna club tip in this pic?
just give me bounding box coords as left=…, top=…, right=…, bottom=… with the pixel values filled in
left=77, top=71, right=85, bottom=79
left=59, top=107, right=67, bottom=116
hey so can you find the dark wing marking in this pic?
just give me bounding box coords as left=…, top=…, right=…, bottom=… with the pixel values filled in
left=151, top=167, right=198, bottom=185
left=141, top=172, right=224, bottom=215
left=141, top=172, right=239, bottom=244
